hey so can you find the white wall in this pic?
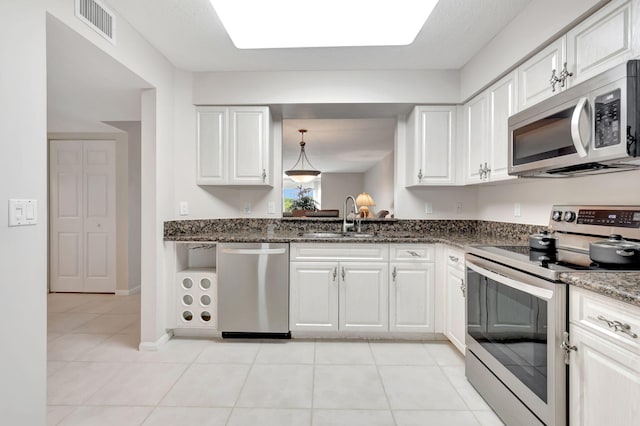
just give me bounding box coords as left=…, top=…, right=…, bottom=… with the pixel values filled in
left=0, top=1, right=47, bottom=423
left=47, top=0, right=177, bottom=348
left=364, top=152, right=395, bottom=217
left=193, top=70, right=460, bottom=105
left=460, top=0, right=606, bottom=100
left=105, top=122, right=142, bottom=294
left=477, top=171, right=640, bottom=225
left=321, top=173, right=365, bottom=213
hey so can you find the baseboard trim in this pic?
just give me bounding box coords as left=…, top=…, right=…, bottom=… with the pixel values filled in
left=115, top=285, right=141, bottom=296
left=138, top=331, right=172, bottom=352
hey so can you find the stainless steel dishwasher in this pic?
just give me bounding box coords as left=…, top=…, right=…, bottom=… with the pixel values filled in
left=217, top=242, right=290, bottom=338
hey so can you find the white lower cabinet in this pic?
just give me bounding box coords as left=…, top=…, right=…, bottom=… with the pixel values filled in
left=289, top=243, right=389, bottom=333
left=444, top=247, right=466, bottom=353
left=569, top=287, right=640, bottom=425
left=389, top=245, right=436, bottom=333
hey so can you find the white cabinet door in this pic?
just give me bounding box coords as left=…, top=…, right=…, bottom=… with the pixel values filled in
left=289, top=262, right=339, bottom=331
left=445, top=265, right=466, bottom=353
left=464, top=92, right=488, bottom=184
left=566, top=0, right=637, bottom=87
left=339, top=262, right=389, bottom=332
left=196, top=107, right=227, bottom=185
left=569, top=324, right=640, bottom=426
left=229, top=106, right=271, bottom=185
left=517, top=38, right=566, bottom=111
left=406, top=106, right=457, bottom=186
left=196, top=106, right=271, bottom=186
left=389, top=263, right=435, bottom=333
left=487, top=71, right=517, bottom=182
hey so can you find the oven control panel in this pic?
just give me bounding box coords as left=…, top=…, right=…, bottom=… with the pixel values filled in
left=576, top=209, right=640, bottom=227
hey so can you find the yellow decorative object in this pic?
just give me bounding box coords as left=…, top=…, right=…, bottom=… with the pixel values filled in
left=356, top=192, right=376, bottom=218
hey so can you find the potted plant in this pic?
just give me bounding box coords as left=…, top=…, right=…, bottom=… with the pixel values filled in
left=289, top=185, right=318, bottom=217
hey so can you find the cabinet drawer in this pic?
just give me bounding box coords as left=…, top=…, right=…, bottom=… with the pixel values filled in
left=290, top=243, right=389, bottom=262
left=390, top=244, right=435, bottom=262
left=446, top=248, right=465, bottom=271
left=570, top=286, right=640, bottom=354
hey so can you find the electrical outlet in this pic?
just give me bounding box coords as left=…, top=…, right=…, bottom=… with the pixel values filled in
left=456, top=202, right=463, bottom=214
left=244, top=202, right=252, bottom=214
left=179, top=201, right=189, bottom=216
left=425, top=202, right=433, bottom=214
left=514, top=203, right=522, bottom=217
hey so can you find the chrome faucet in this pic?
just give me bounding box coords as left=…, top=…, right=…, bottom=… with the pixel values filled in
left=343, top=195, right=359, bottom=233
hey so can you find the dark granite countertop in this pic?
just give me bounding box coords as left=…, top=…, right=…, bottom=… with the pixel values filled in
left=164, top=218, right=640, bottom=309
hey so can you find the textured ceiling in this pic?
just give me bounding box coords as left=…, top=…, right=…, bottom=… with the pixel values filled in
left=106, top=0, right=531, bottom=72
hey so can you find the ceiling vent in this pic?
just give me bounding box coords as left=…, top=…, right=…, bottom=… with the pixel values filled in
left=75, top=0, right=116, bottom=44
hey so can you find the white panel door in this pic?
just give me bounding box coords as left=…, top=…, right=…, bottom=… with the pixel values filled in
left=464, top=93, right=488, bottom=184
left=488, top=71, right=517, bottom=182
left=389, top=263, right=435, bottom=332
left=229, top=106, right=270, bottom=185
left=50, top=140, right=116, bottom=293
left=569, top=324, right=640, bottom=426
left=50, top=141, right=84, bottom=292
left=289, top=262, right=339, bottom=331
left=339, top=262, right=389, bottom=332
left=517, top=38, right=566, bottom=111
left=566, top=0, right=636, bottom=87
left=83, top=140, right=116, bottom=293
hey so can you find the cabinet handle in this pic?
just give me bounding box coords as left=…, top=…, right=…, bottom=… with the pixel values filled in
left=407, top=250, right=420, bottom=257
left=558, top=62, right=573, bottom=88
left=417, top=169, right=423, bottom=183
left=483, top=162, right=491, bottom=178
left=341, top=266, right=345, bottom=281
left=550, top=68, right=560, bottom=92
left=448, top=255, right=459, bottom=263
left=459, top=278, right=466, bottom=298
left=478, top=163, right=485, bottom=179
left=597, top=315, right=638, bottom=338
left=392, top=266, right=397, bottom=282
left=561, top=331, right=577, bottom=365
left=261, top=169, right=267, bottom=182
left=332, top=267, right=337, bottom=282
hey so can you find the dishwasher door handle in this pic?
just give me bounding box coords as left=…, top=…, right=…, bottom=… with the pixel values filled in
left=222, top=248, right=287, bottom=255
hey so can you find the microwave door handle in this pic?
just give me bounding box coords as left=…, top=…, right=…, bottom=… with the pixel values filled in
left=570, top=96, right=590, bottom=158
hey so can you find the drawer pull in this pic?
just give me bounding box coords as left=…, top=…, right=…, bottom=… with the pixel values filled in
left=407, top=250, right=420, bottom=257
left=449, top=255, right=459, bottom=262
left=332, top=267, right=337, bottom=282
left=459, top=278, right=466, bottom=297
left=597, top=315, right=638, bottom=338
left=341, top=267, right=346, bottom=281
left=392, top=267, right=397, bottom=282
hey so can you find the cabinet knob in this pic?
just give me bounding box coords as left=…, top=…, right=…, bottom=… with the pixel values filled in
left=449, top=255, right=459, bottom=263
left=459, top=278, right=466, bottom=297
left=262, top=169, right=267, bottom=182
left=417, top=169, right=423, bottom=182
left=478, top=163, right=485, bottom=179
left=483, top=162, right=491, bottom=179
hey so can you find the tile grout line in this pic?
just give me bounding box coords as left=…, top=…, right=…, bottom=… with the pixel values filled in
left=369, top=339, right=398, bottom=426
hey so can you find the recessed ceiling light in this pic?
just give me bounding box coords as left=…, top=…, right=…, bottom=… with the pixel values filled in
left=209, top=0, right=438, bottom=49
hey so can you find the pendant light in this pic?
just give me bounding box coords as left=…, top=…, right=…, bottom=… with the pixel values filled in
left=285, top=129, right=321, bottom=183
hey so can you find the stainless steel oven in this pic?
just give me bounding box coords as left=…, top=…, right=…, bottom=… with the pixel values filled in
left=465, top=253, right=567, bottom=426
left=465, top=205, right=640, bottom=426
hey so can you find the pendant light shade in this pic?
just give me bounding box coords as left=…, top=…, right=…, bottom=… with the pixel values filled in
left=285, top=129, right=321, bottom=183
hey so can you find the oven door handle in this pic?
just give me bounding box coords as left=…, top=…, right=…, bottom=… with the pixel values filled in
left=466, top=261, right=554, bottom=301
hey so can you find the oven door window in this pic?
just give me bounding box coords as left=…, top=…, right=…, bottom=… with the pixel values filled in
left=467, top=267, right=548, bottom=403
left=512, top=106, right=577, bottom=166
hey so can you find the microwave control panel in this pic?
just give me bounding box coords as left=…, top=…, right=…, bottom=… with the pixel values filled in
left=594, top=89, right=621, bottom=148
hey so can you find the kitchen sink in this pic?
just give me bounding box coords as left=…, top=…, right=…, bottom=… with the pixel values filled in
left=301, top=232, right=343, bottom=238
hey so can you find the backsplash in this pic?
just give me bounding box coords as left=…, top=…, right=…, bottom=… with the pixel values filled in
left=164, top=218, right=543, bottom=241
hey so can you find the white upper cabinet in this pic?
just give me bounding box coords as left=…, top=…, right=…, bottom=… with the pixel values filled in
left=517, top=38, right=566, bottom=111
left=405, top=105, right=458, bottom=186
left=197, top=106, right=272, bottom=186
left=517, top=0, right=637, bottom=111
left=566, top=0, right=637, bottom=87
left=463, top=71, right=517, bottom=184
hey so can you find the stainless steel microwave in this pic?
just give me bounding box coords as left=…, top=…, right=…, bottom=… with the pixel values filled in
left=508, top=60, right=640, bottom=177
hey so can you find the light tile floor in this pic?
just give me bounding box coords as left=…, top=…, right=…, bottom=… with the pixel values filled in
left=47, top=293, right=504, bottom=426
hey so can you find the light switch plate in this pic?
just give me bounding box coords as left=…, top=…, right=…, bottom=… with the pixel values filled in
left=179, top=201, right=189, bottom=216
left=9, top=199, right=38, bottom=226
left=268, top=201, right=276, bottom=214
